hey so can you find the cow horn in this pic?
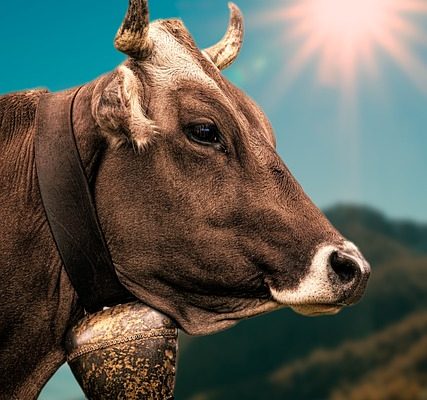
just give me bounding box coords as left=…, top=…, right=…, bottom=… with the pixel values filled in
left=114, top=0, right=153, bottom=59
left=204, top=3, right=244, bottom=70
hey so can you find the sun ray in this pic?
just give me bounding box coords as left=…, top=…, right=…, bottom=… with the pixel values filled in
left=385, top=15, right=427, bottom=50
left=393, top=0, right=427, bottom=13
left=256, top=0, right=427, bottom=98
left=287, top=34, right=323, bottom=75
left=375, top=30, right=427, bottom=94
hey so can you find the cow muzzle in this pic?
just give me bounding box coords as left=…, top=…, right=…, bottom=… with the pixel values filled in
left=270, top=241, right=371, bottom=316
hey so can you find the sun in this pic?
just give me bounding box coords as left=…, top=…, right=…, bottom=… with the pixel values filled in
left=311, top=0, right=387, bottom=41
left=259, top=0, right=427, bottom=96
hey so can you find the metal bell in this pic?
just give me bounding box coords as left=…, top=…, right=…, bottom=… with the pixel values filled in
left=65, top=302, right=178, bottom=399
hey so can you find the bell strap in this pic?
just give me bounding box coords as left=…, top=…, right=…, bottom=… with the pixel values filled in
left=34, top=87, right=135, bottom=312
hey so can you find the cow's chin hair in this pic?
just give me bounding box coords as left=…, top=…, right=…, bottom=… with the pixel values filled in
left=174, top=299, right=283, bottom=336
left=290, top=304, right=343, bottom=316
left=165, top=299, right=284, bottom=336
left=114, top=267, right=286, bottom=335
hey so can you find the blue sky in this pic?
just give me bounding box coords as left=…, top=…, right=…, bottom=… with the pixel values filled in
left=1, top=0, right=426, bottom=223
left=0, top=1, right=426, bottom=396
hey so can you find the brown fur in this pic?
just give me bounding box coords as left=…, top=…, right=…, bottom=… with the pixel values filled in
left=0, top=17, right=368, bottom=399
left=0, top=90, right=83, bottom=398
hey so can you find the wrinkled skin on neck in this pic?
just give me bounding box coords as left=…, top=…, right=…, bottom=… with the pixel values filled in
left=0, top=90, right=83, bottom=399
left=87, top=20, right=343, bottom=334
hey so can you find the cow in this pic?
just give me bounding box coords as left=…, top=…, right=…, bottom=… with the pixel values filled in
left=0, top=0, right=370, bottom=398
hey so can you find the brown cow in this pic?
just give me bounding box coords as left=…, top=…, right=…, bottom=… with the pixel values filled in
left=0, top=1, right=370, bottom=398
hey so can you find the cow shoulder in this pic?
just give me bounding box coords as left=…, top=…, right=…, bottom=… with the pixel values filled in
left=0, top=89, right=48, bottom=142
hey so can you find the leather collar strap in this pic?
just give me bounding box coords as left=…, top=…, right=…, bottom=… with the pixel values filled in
left=35, top=87, right=135, bottom=313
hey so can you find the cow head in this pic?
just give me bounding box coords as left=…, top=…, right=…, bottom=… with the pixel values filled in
left=90, top=0, right=370, bottom=335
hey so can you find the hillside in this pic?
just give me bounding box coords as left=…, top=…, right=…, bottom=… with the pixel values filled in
left=187, top=311, right=427, bottom=400
left=325, top=204, right=427, bottom=256
left=176, top=205, right=427, bottom=400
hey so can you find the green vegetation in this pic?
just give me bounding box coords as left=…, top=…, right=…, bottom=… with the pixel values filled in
left=176, top=205, right=427, bottom=400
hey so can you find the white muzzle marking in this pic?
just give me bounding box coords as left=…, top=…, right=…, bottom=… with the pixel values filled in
left=270, top=241, right=369, bottom=315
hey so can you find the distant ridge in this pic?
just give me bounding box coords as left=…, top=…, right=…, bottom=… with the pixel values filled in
left=325, top=204, right=427, bottom=255
left=190, top=311, right=427, bottom=400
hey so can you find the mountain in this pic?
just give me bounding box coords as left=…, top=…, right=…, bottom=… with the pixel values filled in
left=187, top=311, right=427, bottom=400
left=175, top=205, right=427, bottom=400
left=327, top=204, right=427, bottom=254
left=325, top=204, right=427, bottom=261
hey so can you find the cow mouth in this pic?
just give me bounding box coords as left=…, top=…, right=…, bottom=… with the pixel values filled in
left=290, top=303, right=344, bottom=316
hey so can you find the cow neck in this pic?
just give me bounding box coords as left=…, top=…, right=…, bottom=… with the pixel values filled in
left=34, top=86, right=136, bottom=313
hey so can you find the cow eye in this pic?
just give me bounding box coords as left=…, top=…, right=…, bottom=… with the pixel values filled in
left=185, top=123, right=221, bottom=146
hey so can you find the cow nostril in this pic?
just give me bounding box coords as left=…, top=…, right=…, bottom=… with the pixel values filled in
left=329, top=251, right=359, bottom=284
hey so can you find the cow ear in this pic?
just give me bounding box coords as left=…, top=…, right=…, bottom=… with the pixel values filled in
left=92, top=65, right=157, bottom=152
